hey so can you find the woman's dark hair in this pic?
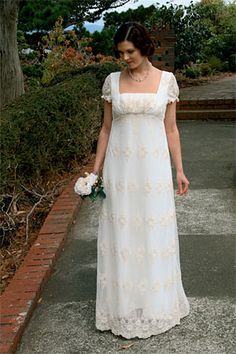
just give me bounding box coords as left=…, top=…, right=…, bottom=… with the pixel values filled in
left=114, top=22, right=155, bottom=58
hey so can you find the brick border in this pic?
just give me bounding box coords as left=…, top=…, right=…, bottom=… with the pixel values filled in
left=0, top=161, right=94, bottom=354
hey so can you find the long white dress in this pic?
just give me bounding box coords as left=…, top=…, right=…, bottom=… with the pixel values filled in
left=95, top=70, right=190, bottom=339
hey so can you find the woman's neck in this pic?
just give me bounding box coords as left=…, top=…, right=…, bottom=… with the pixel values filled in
left=130, top=58, right=151, bottom=74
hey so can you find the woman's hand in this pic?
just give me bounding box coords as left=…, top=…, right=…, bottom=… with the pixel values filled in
left=176, top=171, right=190, bottom=196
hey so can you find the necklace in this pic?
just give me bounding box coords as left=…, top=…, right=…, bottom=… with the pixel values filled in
left=128, top=62, right=152, bottom=82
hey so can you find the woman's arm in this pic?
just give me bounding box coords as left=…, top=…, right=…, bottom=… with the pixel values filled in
left=164, top=101, right=189, bottom=195
left=92, top=101, right=112, bottom=175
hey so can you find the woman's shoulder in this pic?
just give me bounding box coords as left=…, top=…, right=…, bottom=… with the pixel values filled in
left=163, top=69, right=176, bottom=79
left=104, top=71, right=121, bottom=82
left=155, top=68, right=175, bottom=77
left=106, top=70, right=121, bottom=76
left=150, top=67, right=173, bottom=80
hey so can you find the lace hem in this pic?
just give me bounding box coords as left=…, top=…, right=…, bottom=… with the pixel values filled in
left=168, top=97, right=180, bottom=104
left=96, top=309, right=190, bottom=339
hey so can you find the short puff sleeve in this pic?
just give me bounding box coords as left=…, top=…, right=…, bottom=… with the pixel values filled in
left=167, top=73, right=179, bottom=104
left=101, top=74, right=112, bottom=103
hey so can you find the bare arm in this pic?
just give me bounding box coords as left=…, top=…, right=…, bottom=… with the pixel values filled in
left=164, top=101, right=189, bottom=195
left=93, top=101, right=112, bottom=175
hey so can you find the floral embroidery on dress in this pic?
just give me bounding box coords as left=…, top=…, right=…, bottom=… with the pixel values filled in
left=104, top=177, right=173, bottom=194
left=137, top=145, right=148, bottom=158
left=123, top=146, right=133, bottom=159
left=161, top=149, right=170, bottom=159
left=144, top=180, right=152, bottom=193
left=115, top=181, right=124, bottom=192
left=98, top=241, right=177, bottom=262
left=133, top=213, right=143, bottom=227
left=96, top=71, right=190, bottom=340
left=100, top=208, right=177, bottom=229
left=145, top=215, right=156, bottom=228
left=98, top=273, right=108, bottom=288
left=112, top=145, right=121, bottom=157
left=160, top=210, right=175, bottom=226
left=118, top=213, right=127, bottom=226
left=153, top=147, right=159, bottom=158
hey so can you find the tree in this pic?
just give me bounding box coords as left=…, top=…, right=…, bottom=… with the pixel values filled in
left=0, top=0, right=24, bottom=109
left=91, top=27, right=116, bottom=56
left=194, top=0, right=236, bottom=64
left=0, top=0, right=132, bottom=108
left=18, top=0, right=133, bottom=32
left=103, top=4, right=156, bottom=29
left=18, top=0, right=74, bottom=32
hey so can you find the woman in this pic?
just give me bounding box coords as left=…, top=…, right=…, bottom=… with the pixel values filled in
left=92, top=22, right=190, bottom=339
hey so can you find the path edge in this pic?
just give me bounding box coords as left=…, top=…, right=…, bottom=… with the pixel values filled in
left=0, top=161, right=94, bottom=354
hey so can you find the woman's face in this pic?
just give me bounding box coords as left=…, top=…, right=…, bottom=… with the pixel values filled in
left=117, top=40, right=145, bottom=69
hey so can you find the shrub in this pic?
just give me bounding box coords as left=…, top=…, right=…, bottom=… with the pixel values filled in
left=48, top=61, right=123, bottom=87
left=199, top=62, right=212, bottom=76
left=22, top=63, right=43, bottom=78
left=184, top=65, right=201, bottom=79
left=41, top=16, right=122, bottom=85
left=208, top=56, right=224, bottom=72
left=0, top=72, right=103, bottom=193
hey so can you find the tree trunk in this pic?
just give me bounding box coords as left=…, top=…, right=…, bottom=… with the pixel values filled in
left=0, top=0, right=24, bottom=109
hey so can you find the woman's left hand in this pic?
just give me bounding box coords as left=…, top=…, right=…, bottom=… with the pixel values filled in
left=176, top=171, right=190, bottom=196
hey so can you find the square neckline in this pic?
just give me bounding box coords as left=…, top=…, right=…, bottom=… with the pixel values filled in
left=118, top=70, right=164, bottom=96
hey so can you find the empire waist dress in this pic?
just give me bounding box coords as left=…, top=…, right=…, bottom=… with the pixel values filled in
left=95, top=70, right=190, bottom=339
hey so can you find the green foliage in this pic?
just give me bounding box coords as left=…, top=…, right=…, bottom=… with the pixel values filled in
left=22, top=64, right=43, bottom=78
left=146, top=1, right=213, bottom=68
left=73, top=23, right=91, bottom=40
left=208, top=55, right=224, bottom=72
left=18, top=0, right=74, bottom=32
left=0, top=61, right=122, bottom=193
left=229, top=54, right=236, bottom=72
left=90, top=26, right=116, bottom=56
left=78, top=62, right=123, bottom=87
left=18, top=0, right=132, bottom=32
left=17, top=30, right=29, bottom=52
left=198, top=1, right=236, bottom=64
left=40, top=16, right=121, bottom=86
left=103, top=5, right=156, bottom=29
left=198, top=62, right=212, bottom=76
left=43, top=61, right=123, bottom=87
left=18, top=0, right=236, bottom=71
left=0, top=72, right=103, bottom=193
left=101, top=0, right=236, bottom=71
left=184, top=65, right=201, bottom=79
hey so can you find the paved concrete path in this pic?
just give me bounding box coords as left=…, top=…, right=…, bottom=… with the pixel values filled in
left=179, top=74, right=236, bottom=100
left=16, top=121, right=235, bottom=354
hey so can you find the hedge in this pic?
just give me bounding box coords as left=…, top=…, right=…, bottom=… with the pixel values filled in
left=1, top=62, right=123, bottom=193
left=46, top=61, right=122, bottom=87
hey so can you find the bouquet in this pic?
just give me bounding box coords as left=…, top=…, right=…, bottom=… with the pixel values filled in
left=74, top=172, right=106, bottom=201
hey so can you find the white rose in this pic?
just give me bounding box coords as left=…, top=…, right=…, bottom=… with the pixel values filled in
left=74, top=173, right=98, bottom=196
left=87, top=173, right=98, bottom=185
left=74, top=177, right=91, bottom=196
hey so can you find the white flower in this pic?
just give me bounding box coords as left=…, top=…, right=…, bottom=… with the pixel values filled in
left=74, top=173, right=98, bottom=196
left=87, top=172, right=98, bottom=186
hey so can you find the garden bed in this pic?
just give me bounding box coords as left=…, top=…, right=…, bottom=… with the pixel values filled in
left=0, top=155, right=94, bottom=294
